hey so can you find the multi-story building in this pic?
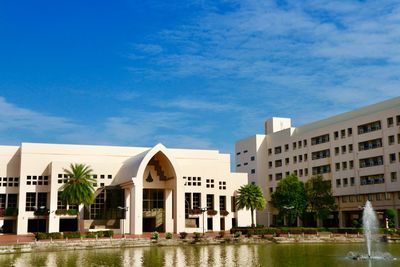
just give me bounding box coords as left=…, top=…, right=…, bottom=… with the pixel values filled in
left=0, top=143, right=250, bottom=234
left=236, top=97, right=400, bottom=227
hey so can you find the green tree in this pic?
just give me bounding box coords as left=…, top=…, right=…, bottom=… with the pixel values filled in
left=271, top=174, right=307, bottom=226
left=60, top=163, right=96, bottom=231
left=235, top=183, right=266, bottom=227
left=305, top=175, right=336, bottom=226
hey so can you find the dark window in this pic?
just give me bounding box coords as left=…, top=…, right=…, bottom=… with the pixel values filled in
left=358, top=121, right=381, bottom=134
left=311, top=134, right=330, bottom=145
left=25, top=193, right=36, bottom=211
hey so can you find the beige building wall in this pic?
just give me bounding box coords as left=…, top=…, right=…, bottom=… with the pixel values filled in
left=236, top=97, right=400, bottom=227
left=0, top=143, right=251, bottom=234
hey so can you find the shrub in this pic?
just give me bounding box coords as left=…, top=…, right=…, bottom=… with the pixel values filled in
left=103, top=230, right=114, bottom=237
left=96, top=231, right=105, bottom=238
left=179, top=232, right=188, bottom=239
left=220, top=210, right=229, bottom=216
left=193, top=232, right=202, bottom=240
left=165, top=232, right=173, bottom=239
left=151, top=231, right=159, bottom=240
left=55, top=209, right=67, bottom=215
left=234, top=231, right=242, bottom=238
left=85, top=232, right=97, bottom=238
left=35, top=232, right=48, bottom=240
left=49, top=232, right=63, bottom=239
left=207, top=210, right=218, bottom=216
left=218, top=231, right=225, bottom=238
left=63, top=232, right=81, bottom=238
left=67, top=209, right=78, bottom=216
left=5, top=207, right=18, bottom=216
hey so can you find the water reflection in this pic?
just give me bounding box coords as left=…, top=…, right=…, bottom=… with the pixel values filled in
left=0, top=243, right=399, bottom=267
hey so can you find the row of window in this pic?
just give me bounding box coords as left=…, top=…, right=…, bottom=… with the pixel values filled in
left=25, top=192, right=48, bottom=211
left=184, top=192, right=231, bottom=213
left=269, top=168, right=310, bottom=181
left=265, top=116, right=400, bottom=157
left=0, top=194, right=18, bottom=209
left=335, top=172, right=399, bottom=187
left=26, top=175, right=48, bottom=186
left=236, top=156, right=255, bottom=167
left=341, top=192, right=396, bottom=203
left=0, top=177, right=19, bottom=187
left=335, top=161, right=354, bottom=171
left=57, top=173, right=113, bottom=184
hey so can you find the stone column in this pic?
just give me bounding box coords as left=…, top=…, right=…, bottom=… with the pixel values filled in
left=164, top=189, right=173, bottom=233
left=123, top=187, right=131, bottom=234
left=130, top=185, right=142, bottom=235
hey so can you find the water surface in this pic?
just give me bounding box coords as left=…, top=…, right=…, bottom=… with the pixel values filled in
left=1, top=243, right=399, bottom=267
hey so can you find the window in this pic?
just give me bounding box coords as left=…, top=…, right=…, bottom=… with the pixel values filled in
left=218, top=181, right=226, bottom=190
left=358, top=121, right=381, bottom=134
left=341, top=145, right=346, bottom=154
left=206, top=194, right=214, bottom=210
left=0, top=194, right=5, bottom=209
left=349, top=160, right=354, bottom=169
left=342, top=162, right=347, bottom=170
left=348, top=128, right=353, bottom=136
left=391, top=172, right=397, bottom=182
left=298, top=141, right=302, bottom=148
left=312, top=149, right=330, bottom=160
left=341, top=129, right=346, bottom=138
left=108, top=175, right=112, bottom=179
left=269, top=187, right=274, bottom=193
left=387, top=117, right=394, bottom=127
left=335, top=163, right=340, bottom=171
left=350, top=177, right=355, bottom=186
left=311, top=134, right=330, bottom=145
left=293, top=156, right=297, bottom=164
left=358, top=138, right=382, bottom=151
left=251, top=169, right=255, bottom=174
left=236, top=152, right=241, bottom=156
left=274, top=146, right=282, bottom=154
left=304, top=154, right=308, bottom=161
left=236, top=164, right=241, bottom=167
left=275, top=173, right=283, bottom=180
left=334, top=131, right=339, bottom=140
left=243, top=150, right=248, bottom=154
left=335, top=147, right=339, bottom=155
left=268, top=149, right=272, bottom=155
left=243, top=162, right=248, bottom=166
left=299, top=155, right=303, bottom=162
left=37, top=193, right=47, bottom=208
left=192, top=193, right=201, bottom=209
left=359, top=156, right=383, bottom=168
left=57, top=191, right=67, bottom=209
left=305, top=168, right=308, bottom=176
left=269, top=174, right=273, bottom=181
left=389, top=135, right=395, bottom=145
left=390, top=153, right=396, bottom=163
left=303, top=140, right=307, bottom=147
left=360, top=174, right=384, bottom=185
left=299, top=169, right=303, bottom=176
left=285, top=158, right=289, bottom=165
left=231, top=196, right=236, bottom=212
left=293, top=142, right=297, bottom=150
left=343, top=178, right=348, bottom=187
left=397, top=115, right=400, bottom=125
left=206, top=179, right=215, bottom=188
left=25, top=193, right=36, bottom=211
left=285, top=144, right=289, bottom=151
left=219, top=196, right=226, bottom=211
left=285, top=171, right=290, bottom=176
left=275, top=160, right=282, bottom=168
left=268, top=162, right=272, bottom=168
left=250, top=156, right=255, bottom=161
left=336, top=179, right=341, bottom=187
left=349, top=144, right=353, bottom=153
left=312, top=165, right=331, bottom=175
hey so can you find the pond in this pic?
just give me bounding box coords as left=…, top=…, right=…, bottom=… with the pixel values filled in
left=0, top=243, right=400, bottom=267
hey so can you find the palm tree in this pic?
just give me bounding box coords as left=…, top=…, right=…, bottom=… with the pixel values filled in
left=60, top=163, right=96, bottom=231
left=235, top=183, right=266, bottom=227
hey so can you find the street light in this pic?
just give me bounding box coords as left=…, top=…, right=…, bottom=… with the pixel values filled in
left=200, top=207, right=207, bottom=236
left=117, top=206, right=128, bottom=238
left=283, top=205, right=294, bottom=226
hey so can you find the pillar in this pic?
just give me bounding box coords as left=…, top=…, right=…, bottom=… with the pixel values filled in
left=123, top=187, right=131, bottom=234
left=165, top=189, right=174, bottom=232
left=130, top=185, right=142, bottom=235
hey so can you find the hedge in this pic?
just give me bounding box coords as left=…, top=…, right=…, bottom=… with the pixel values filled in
left=34, top=230, right=113, bottom=240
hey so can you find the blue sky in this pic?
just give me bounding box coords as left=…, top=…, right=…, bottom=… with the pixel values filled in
left=0, top=0, right=399, bottom=155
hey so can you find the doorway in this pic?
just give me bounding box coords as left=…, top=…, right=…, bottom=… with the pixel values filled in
left=207, top=217, right=213, bottom=231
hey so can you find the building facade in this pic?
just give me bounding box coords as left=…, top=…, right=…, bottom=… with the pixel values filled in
left=0, top=143, right=250, bottom=234
left=236, top=97, right=400, bottom=227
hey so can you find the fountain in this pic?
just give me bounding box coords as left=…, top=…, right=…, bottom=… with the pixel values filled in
left=348, top=200, right=395, bottom=261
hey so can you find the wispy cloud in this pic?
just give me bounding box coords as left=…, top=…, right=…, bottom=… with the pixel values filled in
left=128, top=0, right=400, bottom=110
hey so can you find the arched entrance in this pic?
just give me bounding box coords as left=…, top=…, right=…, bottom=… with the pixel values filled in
left=141, top=151, right=176, bottom=232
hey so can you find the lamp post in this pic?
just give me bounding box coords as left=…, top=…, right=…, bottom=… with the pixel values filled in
left=201, top=207, right=207, bottom=236
left=283, top=205, right=294, bottom=226
left=117, top=206, right=128, bottom=238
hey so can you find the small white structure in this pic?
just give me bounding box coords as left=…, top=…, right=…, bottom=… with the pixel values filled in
left=0, top=143, right=251, bottom=234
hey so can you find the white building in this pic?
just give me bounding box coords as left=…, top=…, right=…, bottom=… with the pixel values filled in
left=0, top=143, right=251, bottom=234
left=236, top=97, right=400, bottom=227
